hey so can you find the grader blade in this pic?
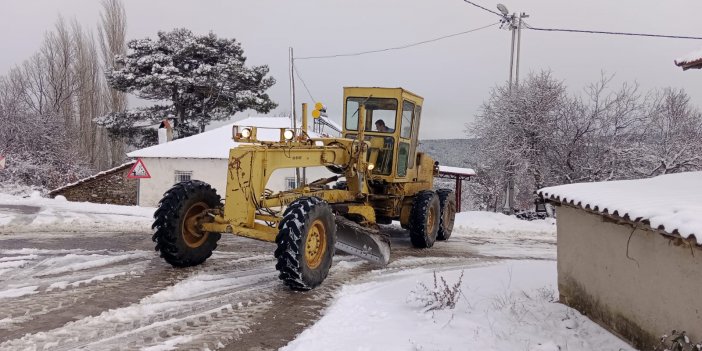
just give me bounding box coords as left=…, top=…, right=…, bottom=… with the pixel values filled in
left=334, top=216, right=391, bottom=265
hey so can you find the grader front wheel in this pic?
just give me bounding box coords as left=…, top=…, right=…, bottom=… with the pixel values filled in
left=152, top=180, right=222, bottom=267
left=275, top=196, right=336, bottom=290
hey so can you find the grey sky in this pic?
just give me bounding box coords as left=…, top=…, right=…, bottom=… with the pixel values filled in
left=2, top=0, right=702, bottom=139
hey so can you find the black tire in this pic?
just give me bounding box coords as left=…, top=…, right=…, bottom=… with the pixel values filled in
left=409, top=190, right=440, bottom=248
left=436, top=189, right=457, bottom=241
left=332, top=180, right=348, bottom=190
left=152, top=180, right=222, bottom=267
left=274, top=197, right=336, bottom=290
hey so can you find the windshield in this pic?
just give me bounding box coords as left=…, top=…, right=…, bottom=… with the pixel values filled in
left=345, top=97, right=398, bottom=134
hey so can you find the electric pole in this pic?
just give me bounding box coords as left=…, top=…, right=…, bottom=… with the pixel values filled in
left=497, top=5, right=528, bottom=214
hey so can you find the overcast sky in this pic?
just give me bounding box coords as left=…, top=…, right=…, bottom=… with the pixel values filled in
left=2, top=0, right=702, bottom=139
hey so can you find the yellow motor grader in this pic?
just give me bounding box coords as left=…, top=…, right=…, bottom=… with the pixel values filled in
left=152, top=87, right=456, bottom=290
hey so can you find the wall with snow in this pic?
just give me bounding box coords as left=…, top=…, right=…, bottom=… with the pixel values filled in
left=137, top=157, right=330, bottom=207
left=557, top=206, right=702, bottom=349
left=51, top=165, right=137, bottom=206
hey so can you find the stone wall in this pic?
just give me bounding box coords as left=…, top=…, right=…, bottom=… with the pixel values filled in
left=51, top=166, right=137, bottom=206
left=557, top=205, right=702, bottom=350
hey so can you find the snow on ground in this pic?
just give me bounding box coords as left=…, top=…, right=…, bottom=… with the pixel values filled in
left=449, top=211, right=557, bottom=260
left=283, top=260, right=633, bottom=351
left=0, top=193, right=154, bottom=234
left=0, top=248, right=152, bottom=300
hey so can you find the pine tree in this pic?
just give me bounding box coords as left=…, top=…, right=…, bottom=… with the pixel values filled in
left=98, top=28, right=277, bottom=146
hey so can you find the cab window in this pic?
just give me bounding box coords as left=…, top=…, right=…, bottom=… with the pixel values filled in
left=345, top=97, right=397, bottom=133
left=400, top=101, right=414, bottom=138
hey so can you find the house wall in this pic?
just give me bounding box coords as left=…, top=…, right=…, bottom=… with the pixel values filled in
left=557, top=205, right=702, bottom=350
left=137, top=157, right=330, bottom=207
left=51, top=167, right=137, bottom=205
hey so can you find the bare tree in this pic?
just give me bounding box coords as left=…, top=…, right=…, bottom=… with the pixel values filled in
left=98, top=0, right=128, bottom=165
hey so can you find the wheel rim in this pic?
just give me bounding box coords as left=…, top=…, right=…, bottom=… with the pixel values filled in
left=427, top=206, right=437, bottom=235
left=182, top=201, right=209, bottom=248
left=305, top=219, right=327, bottom=269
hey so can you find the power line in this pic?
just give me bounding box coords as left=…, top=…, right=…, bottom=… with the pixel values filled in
left=292, top=62, right=316, bottom=103
left=523, top=21, right=702, bottom=40
left=295, top=22, right=500, bottom=60
left=462, top=0, right=504, bottom=18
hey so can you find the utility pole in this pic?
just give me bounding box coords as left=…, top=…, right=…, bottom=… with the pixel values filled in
left=497, top=5, right=528, bottom=214
left=289, top=47, right=302, bottom=187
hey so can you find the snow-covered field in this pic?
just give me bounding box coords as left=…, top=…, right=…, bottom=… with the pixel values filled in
left=0, top=194, right=636, bottom=350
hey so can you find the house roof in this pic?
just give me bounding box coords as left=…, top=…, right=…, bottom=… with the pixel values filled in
left=674, top=48, right=702, bottom=70
left=127, top=117, right=321, bottom=159
left=538, top=172, right=702, bottom=245
left=49, top=161, right=136, bottom=196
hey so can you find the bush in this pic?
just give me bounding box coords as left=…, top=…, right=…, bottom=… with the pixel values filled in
left=408, top=270, right=464, bottom=312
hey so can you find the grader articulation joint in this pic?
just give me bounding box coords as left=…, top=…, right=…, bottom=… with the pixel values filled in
left=152, top=87, right=457, bottom=290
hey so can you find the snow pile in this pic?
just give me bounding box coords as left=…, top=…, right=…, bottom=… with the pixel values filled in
left=539, top=172, right=702, bottom=242
left=0, top=193, right=155, bottom=234
left=283, top=261, right=632, bottom=351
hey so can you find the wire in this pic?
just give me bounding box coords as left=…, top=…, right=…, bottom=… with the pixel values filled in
left=462, top=0, right=505, bottom=18
left=292, top=63, right=317, bottom=103
left=295, top=22, right=500, bottom=60
left=523, top=21, right=702, bottom=40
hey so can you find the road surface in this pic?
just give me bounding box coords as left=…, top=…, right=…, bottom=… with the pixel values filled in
left=0, top=223, right=554, bottom=350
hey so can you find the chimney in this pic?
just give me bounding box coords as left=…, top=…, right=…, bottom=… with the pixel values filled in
left=158, top=119, right=173, bottom=144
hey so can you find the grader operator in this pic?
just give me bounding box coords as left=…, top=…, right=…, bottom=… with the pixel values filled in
left=151, top=87, right=457, bottom=290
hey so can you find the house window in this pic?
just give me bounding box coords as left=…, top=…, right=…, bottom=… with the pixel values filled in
left=285, top=176, right=296, bottom=190
left=174, top=171, right=193, bottom=183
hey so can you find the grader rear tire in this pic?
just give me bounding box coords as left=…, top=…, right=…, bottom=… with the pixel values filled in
left=409, top=190, right=440, bottom=248
left=436, top=189, right=456, bottom=241
left=152, top=180, right=222, bottom=267
left=274, top=196, right=336, bottom=290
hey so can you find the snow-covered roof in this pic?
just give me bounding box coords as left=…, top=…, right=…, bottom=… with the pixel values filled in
left=439, top=165, right=476, bottom=177
left=538, top=172, right=702, bottom=244
left=48, top=161, right=136, bottom=196
left=127, top=117, right=321, bottom=159
left=319, top=116, right=342, bottom=132
left=674, top=48, right=702, bottom=70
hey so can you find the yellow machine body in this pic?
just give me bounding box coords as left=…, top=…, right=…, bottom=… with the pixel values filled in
left=201, top=87, right=437, bottom=247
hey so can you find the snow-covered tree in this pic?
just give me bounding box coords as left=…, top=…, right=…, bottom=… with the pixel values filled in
left=469, top=71, right=567, bottom=210
left=636, top=88, right=702, bottom=176
left=467, top=71, right=702, bottom=212
left=98, top=28, right=277, bottom=146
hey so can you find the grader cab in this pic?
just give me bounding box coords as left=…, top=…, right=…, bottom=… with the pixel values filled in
left=152, top=87, right=457, bottom=290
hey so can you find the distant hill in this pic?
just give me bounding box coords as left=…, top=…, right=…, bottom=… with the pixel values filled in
left=418, top=138, right=479, bottom=169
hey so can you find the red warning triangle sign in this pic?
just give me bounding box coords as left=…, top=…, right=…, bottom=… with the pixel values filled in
left=127, top=159, right=151, bottom=179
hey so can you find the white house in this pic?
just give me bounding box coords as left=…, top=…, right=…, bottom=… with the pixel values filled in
left=128, top=117, right=332, bottom=207
left=538, top=172, right=702, bottom=350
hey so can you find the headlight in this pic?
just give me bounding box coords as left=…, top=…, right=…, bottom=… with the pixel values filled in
left=241, top=127, right=252, bottom=138
left=283, top=129, right=294, bottom=140
left=367, top=163, right=375, bottom=171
